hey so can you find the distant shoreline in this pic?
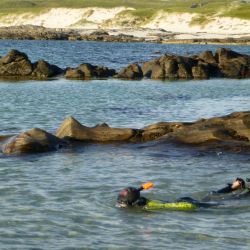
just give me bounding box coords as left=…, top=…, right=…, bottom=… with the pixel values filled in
left=0, top=25, right=249, bottom=45
left=0, top=6, right=250, bottom=45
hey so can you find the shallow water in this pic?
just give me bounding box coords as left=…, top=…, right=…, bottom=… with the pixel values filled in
left=0, top=41, right=250, bottom=249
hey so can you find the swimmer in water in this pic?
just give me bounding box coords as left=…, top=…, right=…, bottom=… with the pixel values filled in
left=116, top=182, right=215, bottom=210
left=116, top=178, right=250, bottom=210
left=202, top=177, right=250, bottom=201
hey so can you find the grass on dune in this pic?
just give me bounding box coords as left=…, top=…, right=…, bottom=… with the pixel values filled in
left=0, top=0, right=249, bottom=20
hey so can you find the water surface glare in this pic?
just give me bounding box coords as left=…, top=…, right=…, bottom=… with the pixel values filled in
left=0, top=41, right=250, bottom=249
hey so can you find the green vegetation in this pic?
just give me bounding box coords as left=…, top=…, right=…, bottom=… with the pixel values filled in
left=0, top=0, right=249, bottom=20
left=223, top=5, right=250, bottom=19
left=190, top=15, right=213, bottom=27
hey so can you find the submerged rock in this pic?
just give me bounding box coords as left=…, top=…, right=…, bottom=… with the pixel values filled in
left=2, top=128, right=67, bottom=154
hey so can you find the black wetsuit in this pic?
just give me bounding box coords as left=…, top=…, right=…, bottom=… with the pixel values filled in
left=202, top=183, right=250, bottom=202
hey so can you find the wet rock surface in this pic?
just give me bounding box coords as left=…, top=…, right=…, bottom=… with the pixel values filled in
left=1, top=111, right=250, bottom=155
left=1, top=128, right=67, bottom=154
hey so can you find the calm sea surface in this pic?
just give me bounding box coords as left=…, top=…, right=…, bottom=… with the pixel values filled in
left=0, top=40, right=250, bottom=249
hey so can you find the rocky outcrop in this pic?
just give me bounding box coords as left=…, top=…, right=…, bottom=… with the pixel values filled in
left=32, top=60, right=62, bottom=79
left=2, top=128, right=67, bottom=154
left=64, top=63, right=116, bottom=79
left=0, top=25, right=70, bottom=40
left=0, top=49, right=63, bottom=79
left=0, top=26, right=249, bottom=45
left=116, top=64, right=143, bottom=79
left=55, top=117, right=138, bottom=142
left=142, top=111, right=250, bottom=152
left=1, top=111, right=250, bottom=155
left=0, top=48, right=249, bottom=80
left=130, top=48, right=250, bottom=80
left=215, top=48, right=250, bottom=78
left=0, top=26, right=147, bottom=42
left=0, top=49, right=33, bottom=76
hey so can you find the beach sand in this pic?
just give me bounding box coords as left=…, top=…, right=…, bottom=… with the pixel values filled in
left=0, top=7, right=249, bottom=40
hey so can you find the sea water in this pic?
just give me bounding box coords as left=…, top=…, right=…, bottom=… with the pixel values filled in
left=0, top=40, right=250, bottom=249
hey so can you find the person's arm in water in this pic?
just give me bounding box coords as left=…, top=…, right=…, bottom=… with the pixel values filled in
left=215, top=178, right=245, bottom=194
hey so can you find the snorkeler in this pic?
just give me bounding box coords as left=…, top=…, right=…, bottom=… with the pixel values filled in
left=116, top=182, right=215, bottom=211
left=116, top=178, right=250, bottom=210
left=202, top=177, right=250, bottom=201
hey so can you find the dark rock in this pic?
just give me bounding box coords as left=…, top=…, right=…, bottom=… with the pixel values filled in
left=78, top=63, right=96, bottom=78
left=65, top=63, right=116, bottom=80
left=192, top=62, right=209, bottom=79
left=164, top=57, right=178, bottom=79
left=198, top=50, right=217, bottom=65
left=130, top=48, right=249, bottom=80
left=117, top=64, right=143, bottom=79
left=177, top=63, right=193, bottom=79
left=141, top=59, right=157, bottom=78
left=55, top=117, right=137, bottom=142
left=151, top=63, right=165, bottom=79
left=0, top=49, right=33, bottom=76
left=0, top=49, right=62, bottom=79
left=215, top=48, right=250, bottom=78
left=0, top=25, right=70, bottom=40
left=2, top=128, right=67, bottom=154
left=90, top=30, right=109, bottom=36
left=64, top=68, right=84, bottom=79
left=32, top=60, right=63, bottom=79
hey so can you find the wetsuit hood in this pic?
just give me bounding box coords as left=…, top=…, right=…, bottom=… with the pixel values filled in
left=117, top=187, right=140, bottom=207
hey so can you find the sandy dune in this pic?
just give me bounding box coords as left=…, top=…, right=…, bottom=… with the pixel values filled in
left=0, top=7, right=249, bottom=39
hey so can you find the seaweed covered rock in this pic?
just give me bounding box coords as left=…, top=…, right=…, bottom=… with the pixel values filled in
left=2, top=128, right=67, bottom=154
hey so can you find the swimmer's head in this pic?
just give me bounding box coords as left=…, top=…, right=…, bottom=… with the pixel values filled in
left=116, top=187, right=140, bottom=208
left=116, top=182, right=153, bottom=208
